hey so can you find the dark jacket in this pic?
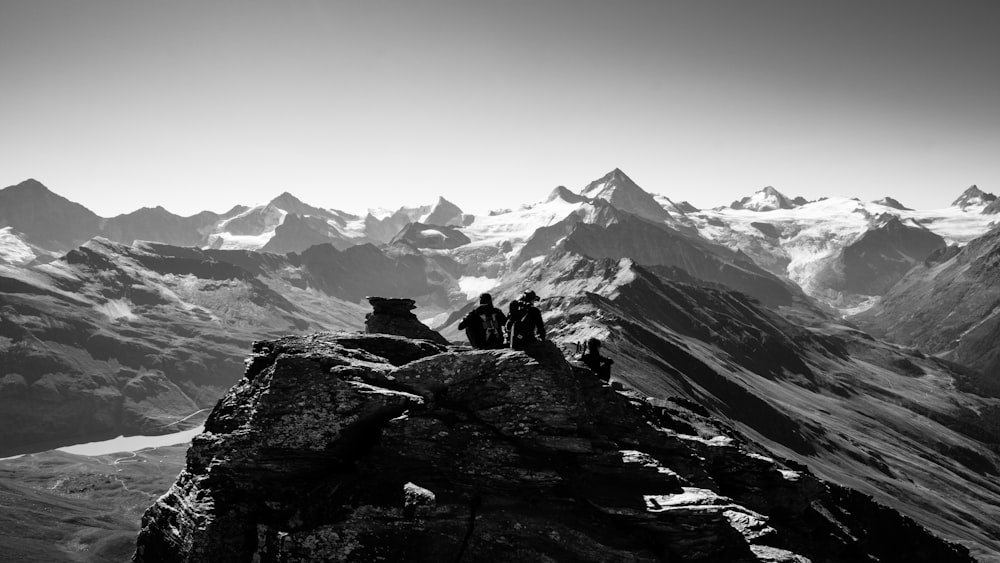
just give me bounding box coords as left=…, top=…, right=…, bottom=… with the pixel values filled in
left=508, top=304, right=545, bottom=350
left=580, top=352, right=613, bottom=382
left=459, top=305, right=507, bottom=349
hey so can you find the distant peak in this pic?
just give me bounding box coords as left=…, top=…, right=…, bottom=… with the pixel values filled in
left=873, top=196, right=911, bottom=211
left=581, top=168, right=642, bottom=197
left=7, top=178, right=51, bottom=193
left=604, top=167, right=633, bottom=183
left=270, top=191, right=305, bottom=206
left=579, top=168, right=671, bottom=222
left=951, top=184, right=997, bottom=208
left=423, top=196, right=464, bottom=227
left=731, top=186, right=799, bottom=211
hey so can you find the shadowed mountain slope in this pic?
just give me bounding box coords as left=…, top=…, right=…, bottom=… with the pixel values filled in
left=813, top=216, right=946, bottom=296
left=853, top=225, right=1000, bottom=384
left=561, top=215, right=799, bottom=307
left=101, top=206, right=239, bottom=248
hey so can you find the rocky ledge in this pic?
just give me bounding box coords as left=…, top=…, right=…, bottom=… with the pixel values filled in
left=133, top=332, right=972, bottom=562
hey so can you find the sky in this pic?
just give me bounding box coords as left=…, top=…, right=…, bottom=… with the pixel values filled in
left=2, top=0, right=999, bottom=217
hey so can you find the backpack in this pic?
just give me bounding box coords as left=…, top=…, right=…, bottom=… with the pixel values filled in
left=461, top=306, right=503, bottom=349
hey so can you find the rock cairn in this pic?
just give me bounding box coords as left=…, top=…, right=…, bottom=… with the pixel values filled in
left=364, top=296, right=449, bottom=346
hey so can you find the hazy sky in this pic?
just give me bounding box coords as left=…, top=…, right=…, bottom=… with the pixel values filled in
left=2, top=1, right=998, bottom=216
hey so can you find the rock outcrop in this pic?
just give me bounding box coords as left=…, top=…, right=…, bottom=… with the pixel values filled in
left=389, top=222, right=471, bottom=250
left=133, top=333, right=972, bottom=562
left=364, top=296, right=449, bottom=345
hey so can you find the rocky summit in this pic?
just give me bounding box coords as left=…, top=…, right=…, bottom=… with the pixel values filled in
left=133, top=332, right=971, bottom=562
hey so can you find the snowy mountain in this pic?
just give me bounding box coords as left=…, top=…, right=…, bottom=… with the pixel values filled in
left=729, top=186, right=806, bottom=211
left=4, top=170, right=1000, bottom=558
left=579, top=168, right=673, bottom=223
left=685, top=195, right=997, bottom=312
left=872, top=196, right=911, bottom=210
left=4, top=175, right=995, bottom=317
left=951, top=185, right=997, bottom=210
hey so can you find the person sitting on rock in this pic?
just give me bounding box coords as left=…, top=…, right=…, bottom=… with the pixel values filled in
left=508, top=290, right=545, bottom=350
left=579, top=337, right=613, bottom=382
left=505, top=299, right=522, bottom=347
left=458, top=293, right=507, bottom=349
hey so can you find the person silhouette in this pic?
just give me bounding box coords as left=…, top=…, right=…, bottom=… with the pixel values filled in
left=579, top=338, right=613, bottom=382
left=508, top=290, right=545, bottom=350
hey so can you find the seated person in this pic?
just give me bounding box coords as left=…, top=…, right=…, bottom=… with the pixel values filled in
left=579, top=338, right=613, bottom=382
left=458, top=293, right=507, bottom=349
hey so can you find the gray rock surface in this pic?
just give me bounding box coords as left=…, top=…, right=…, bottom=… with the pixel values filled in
left=132, top=333, right=972, bottom=562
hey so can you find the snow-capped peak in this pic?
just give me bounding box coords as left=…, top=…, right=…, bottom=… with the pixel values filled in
left=872, top=196, right=911, bottom=211
left=580, top=168, right=637, bottom=199
left=423, top=196, right=465, bottom=226
left=578, top=168, right=671, bottom=222
left=730, top=186, right=801, bottom=212
left=951, top=185, right=997, bottom=209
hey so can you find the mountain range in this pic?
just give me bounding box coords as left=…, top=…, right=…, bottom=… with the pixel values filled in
left=2, top=170, right=1000, bottom=560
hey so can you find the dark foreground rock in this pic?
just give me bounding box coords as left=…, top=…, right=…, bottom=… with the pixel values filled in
left=133, top=333, right=973, bottom=562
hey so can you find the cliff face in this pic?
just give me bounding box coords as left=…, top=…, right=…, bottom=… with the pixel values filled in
left=133, top=333, right=972, bottom=562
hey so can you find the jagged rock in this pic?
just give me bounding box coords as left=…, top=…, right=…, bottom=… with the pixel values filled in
left=133, top=334, right=973, bottom=562
left=390, top=222, right=471, bottom=250
left=364, top=296, right=449, bottom=345
left=403, top=482, right=437, bottom=519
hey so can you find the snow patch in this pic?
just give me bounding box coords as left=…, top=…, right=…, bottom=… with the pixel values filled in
left=0, top=227, right=36, bottom=265
left=96, top=299, right=138, bottom=321
left=779, top=469, right=802, bottom=482
left=458, top=276, right=500, bottom=299
left=57, top=425, right=205, bottom=456
left=643, top=487, right=728, bottom=511
left=678, top=434, right=734, bottom=447
left=620, top=450, right=679, bottom=476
